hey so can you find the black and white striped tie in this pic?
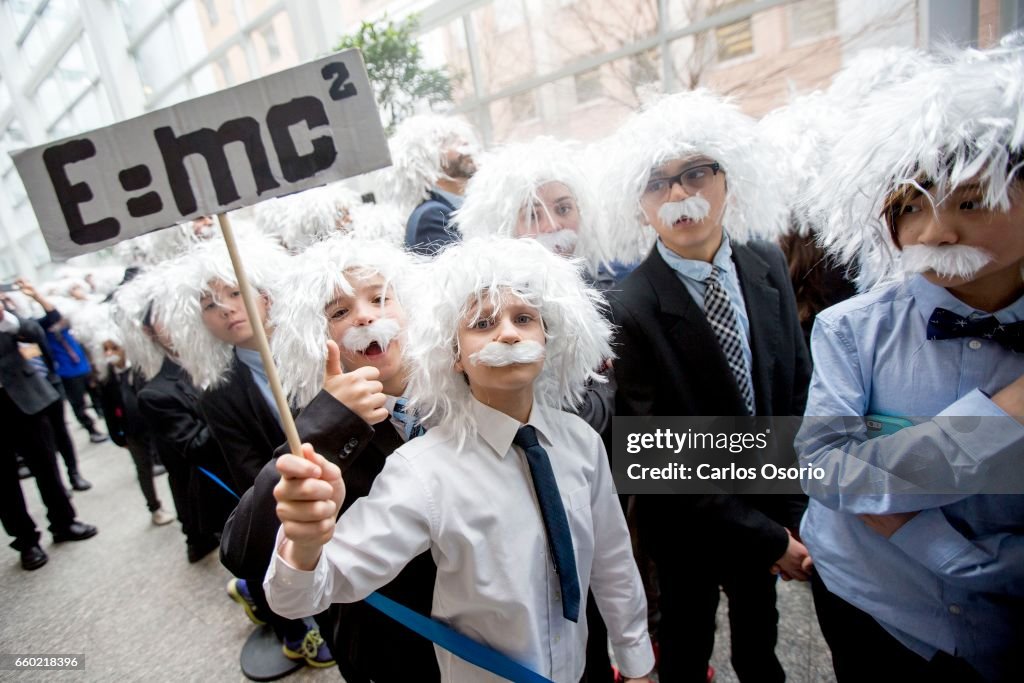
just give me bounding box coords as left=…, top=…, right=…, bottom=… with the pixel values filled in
left=704, top=267, right=755, bottom=415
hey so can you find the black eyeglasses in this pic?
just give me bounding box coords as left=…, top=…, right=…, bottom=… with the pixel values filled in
left=642, top=162, right=721, bottom=202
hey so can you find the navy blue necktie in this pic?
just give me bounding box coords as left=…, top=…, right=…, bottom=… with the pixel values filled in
left=514, top=425, right=581, bottom=623
left=392, top=398, right=426, bottom=440
left=927, top=307, right=1024, bottom=353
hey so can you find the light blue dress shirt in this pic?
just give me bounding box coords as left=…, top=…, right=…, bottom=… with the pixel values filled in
left=797, top=274, right=1024, bottom=680
left=236, top=347, right=282, bottom=427
left=656, top=234, right=754, bottom=403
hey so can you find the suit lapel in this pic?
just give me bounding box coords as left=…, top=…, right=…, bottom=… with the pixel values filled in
left=732, top=243, right=780, bottom=414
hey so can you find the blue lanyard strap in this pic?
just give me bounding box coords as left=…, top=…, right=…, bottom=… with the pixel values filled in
left=197, top=466, right=240, bottom=500
left=199, top=465, right=552, bottom=682
left=363, top=592, right=553, bottom=683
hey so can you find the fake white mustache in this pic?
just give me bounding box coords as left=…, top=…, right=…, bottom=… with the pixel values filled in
left=532, top=229, right=579, bottom=255
left=468, top=340, right=546, bottom=367
left=341, top=317, right=402, bottom=353
left=900, top=245, right=994, bottom=279
left=658, top=196, right=711, bottom=227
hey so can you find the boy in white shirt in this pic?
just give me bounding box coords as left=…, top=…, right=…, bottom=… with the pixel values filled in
left=264, top=237, right=654, bottom=682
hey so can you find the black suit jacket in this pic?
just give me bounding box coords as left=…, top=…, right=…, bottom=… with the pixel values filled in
left=221, top=390, right=439, bottom=683
left=100, top=366, right=151, bottom=446
left=199, top=355, right=289, bottom=493
left=0, top=315, right=60, bottom=415
left=138, top=357, right=237, bottom=536
left=405, top=191, right=460, bottom=256
left=611, top=241, right=812, bottom=567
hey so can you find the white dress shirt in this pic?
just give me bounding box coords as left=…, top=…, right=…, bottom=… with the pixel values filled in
left=265, top=396, right=654, bottom=682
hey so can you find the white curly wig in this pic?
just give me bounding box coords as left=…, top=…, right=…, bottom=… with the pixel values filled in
left=404, top=237, right=612, bottom=449
left=270, top=235, right=416, bottom=408
left=826, top=46, right=937, bottom=105
left=2, top=290, right=43, bottom=319
left=597, top=89, right=790, bottom=264
left=254, top=183, right=362, bottom=252
left=383, top=114, right=480, bottom=208
left=69, top=303, right=122, bottom=382
left=42, top=277, right=90, bottom=300
left=109, top=260, right=182, bottom=381
left=346, top=202, right=407, bottom=247
left=163, top=234, right=290, bottom=389
left=453, top=137, right=612, bottom=273
left=756, top=91, right=846, bottom=238
left=803, top=46, right=1024, bottom=287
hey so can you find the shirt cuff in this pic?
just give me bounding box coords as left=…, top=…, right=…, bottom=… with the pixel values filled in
left=934, top=389, right=1024, bottom=468
left=265, top=526, right=327, bottom=591
left=889, top=508, right=974, bottom=574
left=611, top=636, right=656, bottom=680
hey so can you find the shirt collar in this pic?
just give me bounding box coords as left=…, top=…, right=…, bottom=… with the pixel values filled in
left=656, top=233, right=734, bottom=283
left=235, top=347, right=266, bottom=377
left=432, top=186, right=464, bottom=209
left=470, top=395, right=555, bottom=459
left=909, top=274, right=1024, bottom=325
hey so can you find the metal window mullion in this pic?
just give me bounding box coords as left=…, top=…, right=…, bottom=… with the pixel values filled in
left=44, top=75, right=100, bottom=133
left=125, top=0, right=188, bottom=54
left=461, top=10, right=492, bottom=145
left=443, top=0, right=788, bottom=114
left=145, top=1, right=284, bottom=108
left=14, top=0, right=49, bottom=46
left=23, top=17, right=83, bottom=97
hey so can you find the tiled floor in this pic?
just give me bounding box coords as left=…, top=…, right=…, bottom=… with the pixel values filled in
left=2, top=418, right=836, bottom=682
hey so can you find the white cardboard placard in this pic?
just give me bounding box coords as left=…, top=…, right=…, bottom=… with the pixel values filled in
left=12, top=49, right=388, bottom=260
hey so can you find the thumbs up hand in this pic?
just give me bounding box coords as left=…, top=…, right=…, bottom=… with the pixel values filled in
left=322, top=340, right=389, bottom=425
left=274, top=443, right=346, bottom=570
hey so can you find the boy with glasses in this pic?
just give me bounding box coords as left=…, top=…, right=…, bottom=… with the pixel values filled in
left=600, top=90, right=813, bottom=682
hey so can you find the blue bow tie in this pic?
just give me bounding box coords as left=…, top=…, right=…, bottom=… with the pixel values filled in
left=926, top=307, right=1024, bottom=353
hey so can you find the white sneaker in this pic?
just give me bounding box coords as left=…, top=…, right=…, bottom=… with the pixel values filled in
left=151, top=508, right=175, bottom=526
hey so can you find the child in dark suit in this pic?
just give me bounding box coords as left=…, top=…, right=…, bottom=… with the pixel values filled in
left=97, top=333, right=173, bottom=526
left=601, top=90, right=813, bottom=682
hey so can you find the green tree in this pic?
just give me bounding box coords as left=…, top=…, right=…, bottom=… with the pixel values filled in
left=335, top=15, right=455, bottom=134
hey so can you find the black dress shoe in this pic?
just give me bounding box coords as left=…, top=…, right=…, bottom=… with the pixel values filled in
left=21, top=545, right=48, bottom=570
left=52, top=522, right=98, bottom=543
left=69, top=473, right=92, bottom=491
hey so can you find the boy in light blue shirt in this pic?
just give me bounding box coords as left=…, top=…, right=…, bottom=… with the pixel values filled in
left=797, top=47, right=1024, bottom=682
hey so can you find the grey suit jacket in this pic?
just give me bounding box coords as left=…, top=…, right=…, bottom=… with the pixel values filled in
left=0, top=314, right=61, bottom=415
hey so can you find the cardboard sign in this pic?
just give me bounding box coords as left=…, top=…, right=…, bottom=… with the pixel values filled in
left=12, top=50, right=389, bottom=260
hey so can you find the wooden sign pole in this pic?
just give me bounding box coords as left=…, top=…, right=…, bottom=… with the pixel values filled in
left=217, top=213, right=303, bottom=456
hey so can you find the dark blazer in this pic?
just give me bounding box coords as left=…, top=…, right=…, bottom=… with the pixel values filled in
left=0, top=315, right=60, bottom=415
left=100, top=366, right=151, bottom=447
left=199, top=354, right=288, bottom=493
left=405, top=190, right=460, bottom=256
left=138, top=357, right=236, bottom=535
left=611, top=240, right=812, bottom=567
left=221, top=390, right=439, bottom=683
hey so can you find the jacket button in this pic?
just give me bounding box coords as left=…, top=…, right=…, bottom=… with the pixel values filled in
left=346, top=438, right=358, bottom=448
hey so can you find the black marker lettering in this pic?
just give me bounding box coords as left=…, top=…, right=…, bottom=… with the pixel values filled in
left=320, top=62, right=357, bottom=101
left=154, top=117, right=280, bottom=214
left=266, top=96, right=337, bottom=182
left=42, top=139, right=119, bottom=245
